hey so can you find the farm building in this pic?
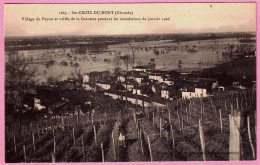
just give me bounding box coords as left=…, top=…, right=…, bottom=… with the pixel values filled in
left=133, top=66, right=148, bottom=72
left=182, top=88, right=207, bottom=99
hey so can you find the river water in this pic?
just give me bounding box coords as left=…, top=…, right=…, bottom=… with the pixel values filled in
left=5, top=37, right=252, bottom=83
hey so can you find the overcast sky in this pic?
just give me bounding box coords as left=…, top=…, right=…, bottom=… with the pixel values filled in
left=4, top=3, right=256, bottom=37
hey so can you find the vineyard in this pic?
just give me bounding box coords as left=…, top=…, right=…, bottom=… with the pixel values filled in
left=5, top=89, right=256, bottom=162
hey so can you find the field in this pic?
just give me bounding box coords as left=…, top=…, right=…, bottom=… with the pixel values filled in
left=5, top=89, right=256, bottom=162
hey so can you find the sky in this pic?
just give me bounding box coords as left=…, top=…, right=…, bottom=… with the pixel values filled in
left=4, top=3, right=256, bottom=37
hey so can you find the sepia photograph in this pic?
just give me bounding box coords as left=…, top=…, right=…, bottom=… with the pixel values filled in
left=3, top=2, right=257, bottom=163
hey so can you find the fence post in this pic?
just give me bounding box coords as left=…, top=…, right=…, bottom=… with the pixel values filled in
left=72, top=127, right=75, bottom=146
left=82, top=135, right=86, bottom=161
left=152, top=112, right=155, bottom=126
left=229, top=110, right=246, bottom=160
left=219, top=109, right=223, bottom=133
left=247, top=115, right=255, bottom=159
left=37, top=124, right=40, bottom=139
left=160, top=117, right=162, bottom=137
left=22, top=125, right=25, bottom=144
left=23, top=145, right=26, bottom=163
left=112, top=132, right=116, bottom=160
left=101, top=143, right=105, bottom=162
left=170, top=124, right=175, bottom=158
left=52, top=152, right=56, bottom=163
left=199, top=119, right=206, bottom=161
left=147, top=135, right=153, bottom=162
left=139, top=129, right=144, bottom=155
left=93, top=125, right=97, bottom=145
left=32, top=132, right=36, bottom=155
left=13, top=133, right=17, bottom=157
left=62, top=117, right=65, bottom=131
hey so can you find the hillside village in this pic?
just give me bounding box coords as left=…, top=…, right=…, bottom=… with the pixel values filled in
left=7, top=64, right=255, bottom=116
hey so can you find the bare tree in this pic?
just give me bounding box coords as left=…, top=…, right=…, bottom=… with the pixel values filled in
left=112, top=51, right=122, bottom=79
left=71, top=68, right=82, bottom=82
left=5, top=61, right=38, bottom=131
left=120, top=54, right=134, bottom=108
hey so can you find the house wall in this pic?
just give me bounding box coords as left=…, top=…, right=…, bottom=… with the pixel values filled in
left=149, top=75, right=164, bottom=83
left=134, top=68, right=146, bottom=72
left=133, top=89, right=142, bottom=95
left=83, top=74, right=89, bottom=83
left=195, top=88, right=207, bottom=97
left=182, top=91, right=196, bottom=99
left=182, top=88, right=207, bottom=99
left=135, top=77, right=143, bottom=84
left=161, top=90, right=169, bottom=99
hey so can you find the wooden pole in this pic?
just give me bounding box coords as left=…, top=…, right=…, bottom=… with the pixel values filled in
left=13, top=133, right=17, bottom=157
left=186, top=108, right=189, bottom=124
left=23, top=145, right=26, bottom=163
left=140, top=129, right=144, bottom=155
left=62, top=117, right=65, bottom=131
left=152, top=112, right=155, bottom=126
left=225, top=100, right=228, bottom=112
left=93, top=125, right=97, bottom=145
left=219, top=109, right=223, bottom=133
left=181, top=117, right=184, bottom=136
left=22, top=125, right=25, bottom=144
left=73, top=127, right=75, bottom=146
left=147, top=135, right=153, bottom=161
left=52, top=153, right=56, bottom=163
left=77, top=112, right=79, bottom=126
left=46, top=119, right=48, bottom=133
left=200, top=106, right=203, bottom=120
left=37, top=124, right=40, bottom=139
left=229, top=111, right=241, bottom=160
left=112, top=132, right=116, bottom=160
left=82, top=135, right=85, bottom=161
left=168, top=110, right=172, bottom=125
left=101, top=143, right=105, bottom=162
left=170, top=124, right=175, bottom=158
left=236, top=97, right=239, bottom=110
left=32, top=132, right=36, bottom=155
left=159, top=117, right=162, bottom=137
left=199, top=119, right=206, bottom=161
left=247, top=115, right=255, bottom=159
left=53, top=134, right=56, bottom=155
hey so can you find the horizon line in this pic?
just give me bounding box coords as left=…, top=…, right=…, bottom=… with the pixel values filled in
left=4, top=31, right=256, bottom=38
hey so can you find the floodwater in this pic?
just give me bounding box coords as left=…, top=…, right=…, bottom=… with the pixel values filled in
left=5, top=37, right=254, bottom=83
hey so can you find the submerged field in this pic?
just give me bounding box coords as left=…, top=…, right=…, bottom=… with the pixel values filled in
left=5, top=37, right=253, bottom=83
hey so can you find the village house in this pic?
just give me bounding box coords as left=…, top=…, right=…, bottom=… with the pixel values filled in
left=122, top=79, right=138, bottom=91
left=83, top=71, right=109, bottom=83
left=133, top=87, right=142, bottom=95
left=161, top=85, right=178, bottom=99
left=182, top=88, right=207, bottom=99
left=149, top=73, right=164, bottom=82
left=133, top=66, right=148, bottom=72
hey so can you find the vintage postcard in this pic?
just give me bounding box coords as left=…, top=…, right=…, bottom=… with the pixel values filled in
left=1, top=1, right=258, bottom=164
